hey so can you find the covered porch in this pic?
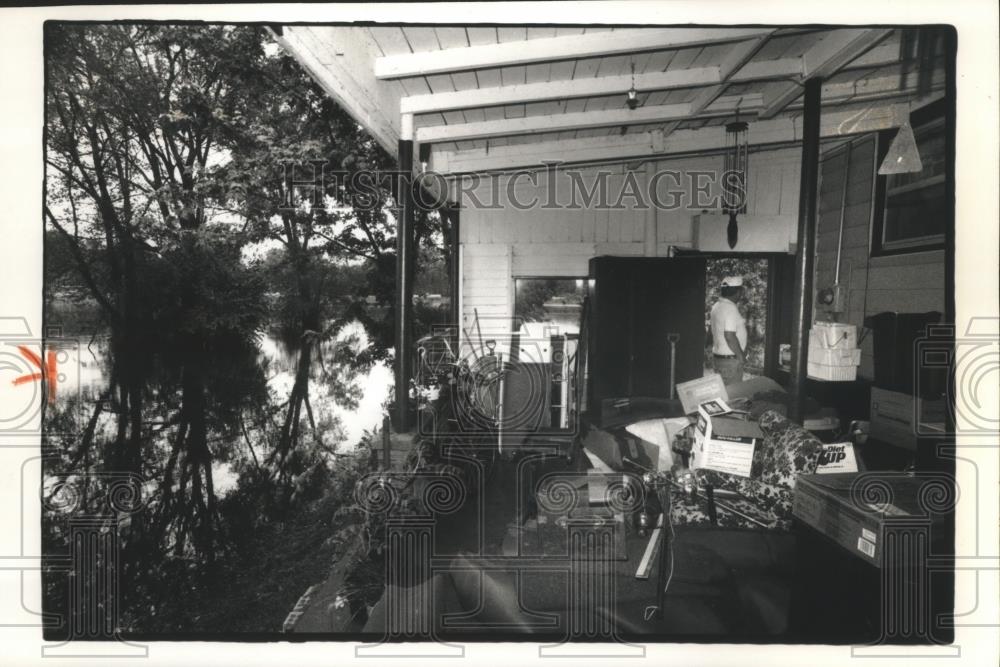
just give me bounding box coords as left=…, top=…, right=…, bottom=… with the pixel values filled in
left=276, top=24, right=956, bottom=643
left=276, top=24, right=951, bottom=431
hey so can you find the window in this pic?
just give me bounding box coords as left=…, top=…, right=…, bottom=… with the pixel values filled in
left=872, top=102, right=951, bottom=255
left=512, top=277, right=585, bottom=429
left=513, top=277, right=586, bottom=334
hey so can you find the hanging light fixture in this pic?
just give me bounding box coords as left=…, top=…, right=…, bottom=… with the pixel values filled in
left=723, top=108, right=749, bottom=249
left=626, top=61, right=639, bottom=110
left=878, top=121, right=923, bottom=175
left=418, top=143, right=432, bottom=173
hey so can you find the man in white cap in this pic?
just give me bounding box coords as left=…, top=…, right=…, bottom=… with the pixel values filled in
left=710, top=276, right=747, bottom=385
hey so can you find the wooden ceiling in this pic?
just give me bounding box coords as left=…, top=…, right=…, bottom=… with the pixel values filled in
left=276, top=25, right=948, bottom=174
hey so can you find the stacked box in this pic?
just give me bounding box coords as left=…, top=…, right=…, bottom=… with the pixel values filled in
left=810, top=322, right=858, bottom=349
left=808, top=322, right=861, bottom=381
left=869, top=386, right=947, bottom=450
left=693, top=400, right=763, bottom=478
left=793, top=472, right=948, bottom=568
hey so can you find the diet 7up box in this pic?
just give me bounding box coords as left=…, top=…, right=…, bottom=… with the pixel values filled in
left=793, top=473, right=884, bottom=566
left=693, top=399, right=762, bottom=478
left=793, top=473, right=948, bottom=568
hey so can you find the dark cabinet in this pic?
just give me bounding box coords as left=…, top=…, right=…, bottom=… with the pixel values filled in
left=585, top=256, right=706, bottom=418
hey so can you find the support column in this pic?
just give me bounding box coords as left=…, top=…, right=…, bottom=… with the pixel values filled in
left=789, top=78, right=822, bottom=423
left=395, top=116, right=415, bottom=432
left=446, top=207, right=461, bottom=331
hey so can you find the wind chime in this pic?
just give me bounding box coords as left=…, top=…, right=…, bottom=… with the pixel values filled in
left=723, top=111, right=749, bottom=249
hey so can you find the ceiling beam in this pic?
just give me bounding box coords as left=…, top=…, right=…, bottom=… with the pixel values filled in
left=818, top=71, right=946, bottom=106
left=275, top=26, right=401, bottom=155
left=416, top=94, right=764, bottom=144
left=759, top=28, right=893, bottom=119
left=435, top=100, right=915, bottom=174
left=375, top=27, right=773, bottom=79
left=663, top=34, right=773, bottom=140
left=418, top=68, right=933, bottom=145
left=418, top=102, right=691, bottom=143
left=401, top=66, right=721, bottom=115
left=398, top=32, right=904, bottom=117
left=689, top=34, right=774, bottom=114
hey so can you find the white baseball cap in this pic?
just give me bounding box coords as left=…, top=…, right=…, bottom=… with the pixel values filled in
left=721, top=276, right=744, bottom=287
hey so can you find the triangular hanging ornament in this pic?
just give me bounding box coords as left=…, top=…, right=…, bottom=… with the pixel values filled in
left=878, top=122, right=923, bottom=175
left=727, top=211, right=739, bottom=249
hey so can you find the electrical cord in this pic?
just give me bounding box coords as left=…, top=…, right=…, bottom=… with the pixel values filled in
left=663, top=491, right=675, bottom=599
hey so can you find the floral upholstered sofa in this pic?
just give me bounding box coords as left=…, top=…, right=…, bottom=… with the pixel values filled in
left=670, top=410, right=825, bottom=531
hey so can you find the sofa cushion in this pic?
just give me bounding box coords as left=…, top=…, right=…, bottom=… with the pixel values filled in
left=754, top=409, right=824, bottom=487
left=670, top=410, right=825, bottom=531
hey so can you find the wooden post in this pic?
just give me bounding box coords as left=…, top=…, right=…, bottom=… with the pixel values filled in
left=446, top=206, right=461, bottom=343
left=789, top=78, right=822, bottom=423
left=395, top=130, right=415, bottom=432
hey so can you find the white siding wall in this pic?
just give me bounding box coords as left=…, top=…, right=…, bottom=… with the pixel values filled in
left=457, top=148, right=802, bottom=331
left=815, top=136, right=946, bottom=379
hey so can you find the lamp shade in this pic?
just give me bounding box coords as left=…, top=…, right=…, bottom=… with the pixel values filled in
left=878, top=122, right=923, bottom=175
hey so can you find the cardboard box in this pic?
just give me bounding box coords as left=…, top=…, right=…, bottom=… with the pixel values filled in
left=676, top=373, right=728, bottom=415
left=870, top=387, right=947, bottom=450
left=810, top=322, right=858, bottom=350
left=693, top=400, right=762, bottom=478
left=808, top=346, right=862, bottom=366
left=623, top=416, right=692, bottom=471
left=793, top=473, right=942, bottom=568
left=807, top=361, right=858, bottom=382
left=815, top=442, right=860, bottom=473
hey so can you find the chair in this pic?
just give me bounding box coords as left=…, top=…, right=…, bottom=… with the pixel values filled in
left=669, top=409, right=825, bottom=531
left=665, top=410, right=826, bottom=635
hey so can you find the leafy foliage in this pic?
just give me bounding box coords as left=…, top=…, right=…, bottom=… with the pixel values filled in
left=42, top=24, right=448, bottom=635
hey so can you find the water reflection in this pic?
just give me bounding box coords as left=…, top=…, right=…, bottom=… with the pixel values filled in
left=59, top=320, right=392, bottom=495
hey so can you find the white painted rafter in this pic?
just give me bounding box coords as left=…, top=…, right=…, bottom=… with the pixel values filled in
left=416, top=69, right=936, bottom=145
left=400, top=66, right=722, bottom=115
left=434, top=100, right=918, bottom=173
left=661, top=34, right=773, bottom=140
left=398, top=41, right=906, bottom=117
left=415, top=93, right=765, bottom=144
left=759, top=28, right=893, bottom=119
left=375, top=27, right=773, bottom=79
left=275, top=26, right=402, bottom=154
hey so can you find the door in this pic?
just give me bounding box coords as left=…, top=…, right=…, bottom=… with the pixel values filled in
left=587, top=257, right=706, bottom=415
left=629, top=258, right=706, bottom=396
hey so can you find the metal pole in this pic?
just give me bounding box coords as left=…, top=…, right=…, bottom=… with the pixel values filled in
left=667, top=333, right=679, bottom=399
left=395, top=138, right=415, bottom=432
left=833, top=142, right=853, bottom=286
left=447, top=208, right=461, bottom=350
left=496, top=352, right=504, bottom=454
left=789, top=78, right=823, bottom=423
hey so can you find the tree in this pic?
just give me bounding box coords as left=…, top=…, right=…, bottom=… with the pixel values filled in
left=45, top=24, right=271, bottom=566
left=43, top=23, right=453, bottom=634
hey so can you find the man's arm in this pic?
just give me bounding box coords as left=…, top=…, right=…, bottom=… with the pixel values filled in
left=724, top=331, right=746, bottom=363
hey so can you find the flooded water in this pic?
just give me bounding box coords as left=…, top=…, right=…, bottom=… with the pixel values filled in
left=36, top=320, right=392, bottom=496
